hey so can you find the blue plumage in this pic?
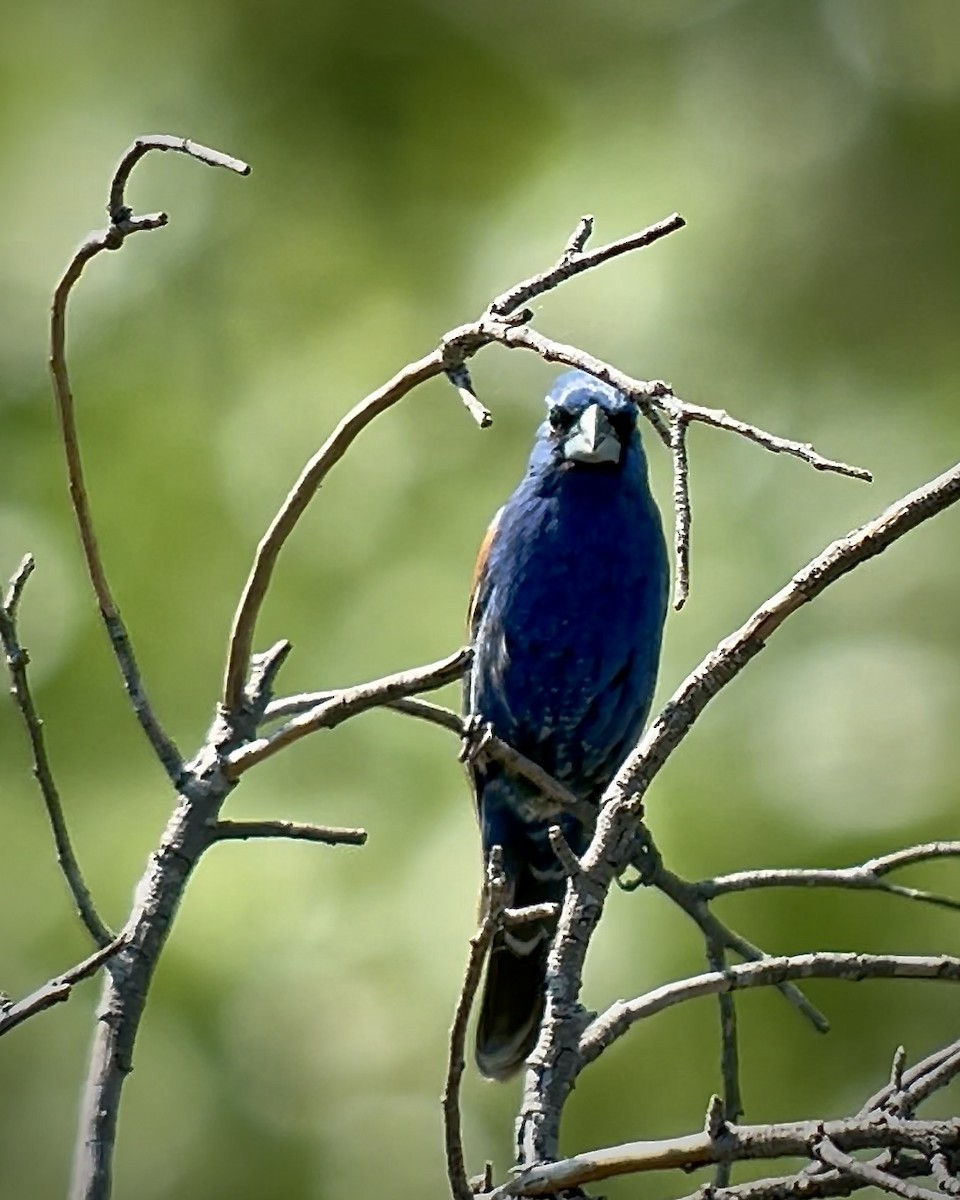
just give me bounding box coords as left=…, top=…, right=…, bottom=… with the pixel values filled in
left=466, top=370, right=669, bottom=1079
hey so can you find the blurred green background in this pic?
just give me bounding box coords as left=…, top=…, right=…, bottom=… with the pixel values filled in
left=2, top=1, right=959, bottom=1197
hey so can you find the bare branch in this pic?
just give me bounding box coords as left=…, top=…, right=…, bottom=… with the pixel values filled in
left=860, top=1037, right=960, bottom=1116
left=212, top=819, right=367, bottom=847
left=699, top=841, right=960, bottom=912
left=812, top=1136, right=944, bottom=1200
left=49, top=135, right=248, bottom=782
left=0, top=559, right=111, bottom=946
left=266, top=690, right=465, bottom=735
left=224, top=648, right=470, bottom=777
left=475, top=320, right=872, bottom=482
left=496, top=1115, right=960, bottom=1198
left=579, top=951, right=960, bottom=1066
left=0, top=934, right=126, bottom=1038
left=107, top=134, right=250, bottom=220
left=560, top=214, right=595, bottom=260
left=486, top=212, right=686, bottom=318
left=445, top=363, right=494, bottom=428
left=547, top=826, right=584, bottom=878
left=444, top=849, right=509, bottom=1200
left=670, top=414, right=692, bottom=610
left=708, top=944, right=742, bottom=1186
left=3, top=553, right=35, bottom=616
left=656, top=389, right=873, bottom=481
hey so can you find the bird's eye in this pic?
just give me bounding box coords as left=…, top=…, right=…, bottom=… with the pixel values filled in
left=549, top=407, right=575, bottom=432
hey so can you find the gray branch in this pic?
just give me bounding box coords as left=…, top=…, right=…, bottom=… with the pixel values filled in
left=579, top=951, right=960, bottom=1066
left=0, top=556, right=111, bottom=946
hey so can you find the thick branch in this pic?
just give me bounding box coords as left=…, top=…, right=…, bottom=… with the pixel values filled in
left=497, top=1114, right=960, bottom=1198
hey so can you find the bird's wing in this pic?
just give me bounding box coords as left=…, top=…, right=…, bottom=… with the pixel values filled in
left=464, top=505, right=505, bottom=815
left=467, top=505, right=503, bottom=638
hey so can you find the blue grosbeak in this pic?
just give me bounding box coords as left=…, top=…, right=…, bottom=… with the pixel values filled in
left=465, top=370, right=669, bottom=1080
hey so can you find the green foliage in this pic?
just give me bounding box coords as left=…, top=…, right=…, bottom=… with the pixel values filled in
left=1, top=3, right=959, bottom=1197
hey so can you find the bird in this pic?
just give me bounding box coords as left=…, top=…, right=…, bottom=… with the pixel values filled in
left=465, top=369, right=670, bottom=1081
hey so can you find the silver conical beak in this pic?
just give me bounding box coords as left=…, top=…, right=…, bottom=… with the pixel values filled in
left=563, top=404, right=621, bottom=465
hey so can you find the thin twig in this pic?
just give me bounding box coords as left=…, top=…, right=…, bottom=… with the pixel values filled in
left=561, top=214, right=594, bottom=259
left=860, top=1037, right=960, bottom=1116
left=224, top=648, right=471, bottom=776
left=670, top=414, right=692, bottom=610
left=656, top=389, right=872, bottom=481
left=107, top=134, right=250, bottom=220
left=4, top=553, right=35, bottom=616
left=212, top=819, right=367, bottom=847
left=486, top=212, right=686, bottom=318
left=891, top=1044, right=960, bottom=1117
left=446, top=363, right=494, bottom=428
left=444, top=849, right=509, bottom=1200
left=579, top=951, right=960, bottom=1066
left=699, top=842, right=960, bottom=912
left=0, top=558, right=112, bottom=946
left=708, top=943, right=742, bottom=1188
left=49, top=136, right=248, bottom=782
left=265, top=690, right=465, bottom=735
left=0, top=933, right=126, bottom=1038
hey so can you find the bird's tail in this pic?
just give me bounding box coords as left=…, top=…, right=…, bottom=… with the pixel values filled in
left=475, top=863, right=562, bottom=1081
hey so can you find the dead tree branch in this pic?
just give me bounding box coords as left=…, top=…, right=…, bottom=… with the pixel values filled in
left=49, top=136, right=249, bottom=781
left=0, top=555, right=111, bottom=946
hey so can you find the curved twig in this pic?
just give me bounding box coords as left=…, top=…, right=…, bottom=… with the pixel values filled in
left=49, top=135, right=249, bottom=782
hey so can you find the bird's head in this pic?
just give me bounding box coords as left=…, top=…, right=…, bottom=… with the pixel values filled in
left=538, top=370, right=640, bottom=469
